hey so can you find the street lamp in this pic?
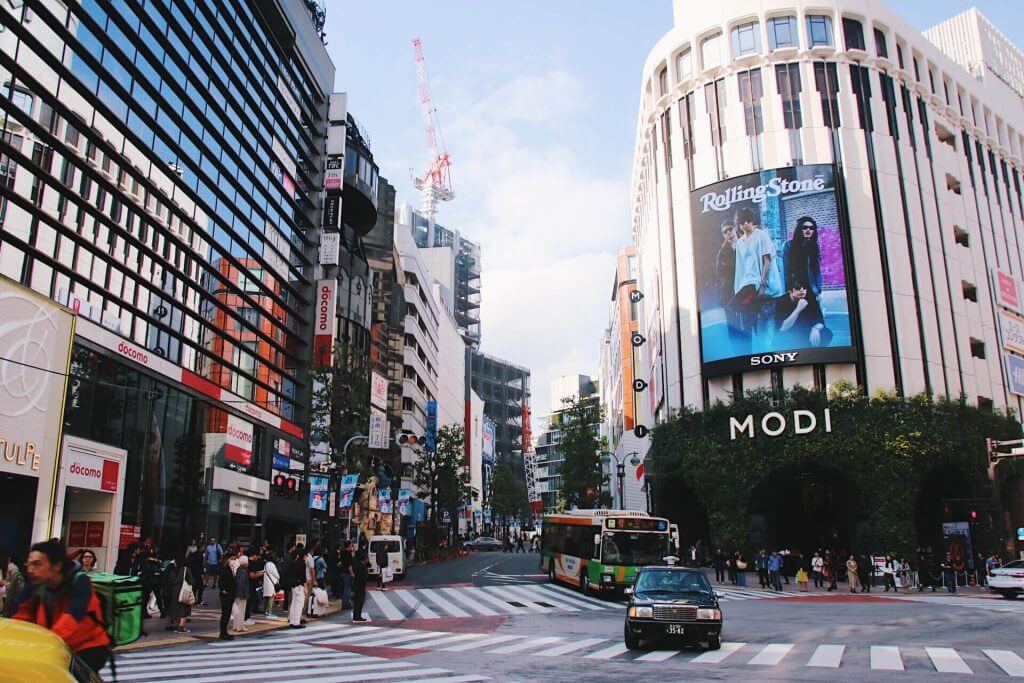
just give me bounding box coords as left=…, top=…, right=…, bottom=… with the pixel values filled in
left=602, top=451, right=641, bottom=510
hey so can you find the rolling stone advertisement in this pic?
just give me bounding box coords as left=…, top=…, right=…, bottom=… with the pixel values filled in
left=690, top=164, right=857, bottom=375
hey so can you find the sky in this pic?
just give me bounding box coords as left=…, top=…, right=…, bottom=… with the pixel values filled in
left=325, top=1, right=1024, bottom=420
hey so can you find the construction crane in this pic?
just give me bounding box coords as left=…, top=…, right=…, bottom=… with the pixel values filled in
left=411, top=38, right=454, bottom=220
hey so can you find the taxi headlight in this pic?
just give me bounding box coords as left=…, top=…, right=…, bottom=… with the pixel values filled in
left=697, top=608, right=721, bottom=621
left=628, top=606, right=653, bottom=618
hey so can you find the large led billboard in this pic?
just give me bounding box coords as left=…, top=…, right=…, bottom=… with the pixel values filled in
left=690, top=164, right=857, bottom=376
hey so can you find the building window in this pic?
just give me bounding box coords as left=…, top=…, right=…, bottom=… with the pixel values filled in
left=767, top=16, right=798, bottom=50
left=657, top=67, right=669, bottom=97
left=874, top=28, right=888, bottom=59
left=238, top=269, right=264, bottom=293
left=705, top=78, right=727, bottom=179
left=676, top=49, right=692, bottom=81
left=730, top=21, right=762, bottom=58
left=661, top=109, right=673, bottom=168
left=953, top=225, right=970, bottom=247
left=678, top=92, right=696, bottom=185
left=813, top=364, right=826, bottom=392
left=806, top=15, right=834, bottom=48
left=962, top=281, right=978, bottom=302
left=737, top=69, right=764, bottom=169
left=701, top=33, right=722, bottom=70
left=4, top=83, right=32, bottom=116
left=970, top=338, right=985, bottom=359
left=849, top=65, right=874, bottom=132
left=770, top=368, right=784, bottom=403
left=776, top=63, right=804, bottom=164
left=842, top=18, right=865, bottom=51
left=813, top=62, right=841, bottom=129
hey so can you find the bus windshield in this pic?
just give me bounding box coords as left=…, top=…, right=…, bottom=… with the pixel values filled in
left=600, top=531, right=668, bottom=566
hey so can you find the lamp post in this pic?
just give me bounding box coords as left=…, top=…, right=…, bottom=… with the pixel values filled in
left=602, top=451, right=641, bottom=510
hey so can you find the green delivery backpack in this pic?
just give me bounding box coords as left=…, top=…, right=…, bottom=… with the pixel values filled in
left=89, top=572, right=143, bottom=647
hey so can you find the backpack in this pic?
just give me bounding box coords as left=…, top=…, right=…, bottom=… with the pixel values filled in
left=89, top=572, right=143, bottom=647
left=277, top=556, right=298, bottom=591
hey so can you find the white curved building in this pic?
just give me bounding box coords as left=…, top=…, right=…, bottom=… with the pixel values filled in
left=633, top=0, right=1024, bottom=423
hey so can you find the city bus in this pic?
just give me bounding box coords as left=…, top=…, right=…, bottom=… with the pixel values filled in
left=540, top=510, right=679, bottom=594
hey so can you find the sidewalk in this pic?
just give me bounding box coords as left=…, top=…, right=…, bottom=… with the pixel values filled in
left=701, top=568, right=996, bottom=597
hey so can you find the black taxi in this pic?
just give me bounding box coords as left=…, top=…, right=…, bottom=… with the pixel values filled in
left=623, top=565, right=723, bottom=650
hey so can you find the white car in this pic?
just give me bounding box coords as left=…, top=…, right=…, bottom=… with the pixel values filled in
left=988, top=560, right=1024, bottom=599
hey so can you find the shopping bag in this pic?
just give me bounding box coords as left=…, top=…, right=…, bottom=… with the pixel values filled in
left=146, top=593, right=160, bottom=617
left=178, top=579, right=195, bottom=606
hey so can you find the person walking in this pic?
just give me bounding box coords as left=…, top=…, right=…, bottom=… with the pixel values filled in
left=735, top=552, right=748, bottom=586
left=941, top=553, right=957, bottom=593
left=217, top=551, right=237, bottom=640
left=811, top=552, right=824, bottom=589
left=314, top=551, right=327, bottom=590
left=187, top=542, right=206, bottom=606
left=339, top=540, right=354, bottom=610
left=768, top=550, right=783, bottom=592
left=756, top=550, right=769, bottom=589
left=882, top=555, right=898, bottom=592
left=858, top=553, right=873, bottom=593
left=287, top=544, right=312, bottom=629
left=204, top=537, right=223, bottom=589
left=713, top=549, right=726, bottom=584
left=139, top=549, right=164, bottom=619
left=516, top=534, right=526, bottom=553
left=231, top=554, right=250, bottom=633
left=846, top=555, right=861, bottom=593
left=796, top=564, right=809, bottom=592
left=262, top=550, right=280, bottom=618
left=8, top=540, right=111, bottom=674
left=161, top=555, right=192, bottom=634
left=352, top=551, right=369, bottom=622
left=898, top=557, right=913, bottom=593
left=376, top=544, right=390, bottom=591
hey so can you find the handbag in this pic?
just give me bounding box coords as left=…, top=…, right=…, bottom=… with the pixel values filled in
left=178, top=572, right=196, bottom=606
left=736, top=560, right=748, bottom=570
left=146, top=593, right=160, bottom=617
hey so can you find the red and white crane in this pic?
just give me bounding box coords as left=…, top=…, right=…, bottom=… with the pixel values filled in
left=411, top=38, right=454, bottom=220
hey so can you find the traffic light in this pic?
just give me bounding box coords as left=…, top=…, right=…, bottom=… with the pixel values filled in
left=396, top=433, right=425, bottom=447
left=273, top=473, right=298, bottom=499
left=970, top=509, right=979, bottom=521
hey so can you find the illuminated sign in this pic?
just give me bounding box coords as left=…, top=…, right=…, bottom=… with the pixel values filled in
left=606, top=518, right=669, bottom=531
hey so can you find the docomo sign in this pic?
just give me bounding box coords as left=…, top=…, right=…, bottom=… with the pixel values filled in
left=313, top=279, right=337, bottom=365
left=730, top=409, right=833, bottom=440
left=65, top=452, right=119, bottom=493
left=225, top=414, right=254, bottom=468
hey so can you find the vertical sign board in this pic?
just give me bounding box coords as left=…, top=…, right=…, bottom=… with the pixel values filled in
left=313, top=280, right=337, bottom=366
left=426, top=400, right=438, bottom=452
left=0, top=277, right=75, bottom=544
left=323, top=196, right=341, bottom=228
left=998, top=309, right=1024, bottom=355
left=324, top=157, right=343, bottom=192
left=225, top=415, right=254, bottom=468
left=318, top=232, right=340, bottom=266
left=993, top=267, right=1023, bottom=314
left=370, top=371, right=388, bottom=409
left=309, top=476, right=329, bottom=511
left=368, top=407, right=387, bottom=449
left=1007, top=354, right=1024, bottom=397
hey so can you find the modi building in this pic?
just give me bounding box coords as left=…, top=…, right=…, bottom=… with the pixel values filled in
left=632, top=1, right=1024, bottom=560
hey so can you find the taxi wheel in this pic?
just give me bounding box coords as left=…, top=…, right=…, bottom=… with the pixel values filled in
left=707, top=635, right=722, bottom=650
left=624, top=624, right=641, bottom=650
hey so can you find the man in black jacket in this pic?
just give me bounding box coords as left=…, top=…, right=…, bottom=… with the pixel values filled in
left=218, top=550, right=237, bottom=640
left=352, top=551, right=369, bottom=622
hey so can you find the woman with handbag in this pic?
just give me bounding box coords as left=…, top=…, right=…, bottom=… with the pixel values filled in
left=262, top=550, right=281, bottom=619
left=735, top=552, right=748, bottom=586
left=161, top=555, right=193, bottom=634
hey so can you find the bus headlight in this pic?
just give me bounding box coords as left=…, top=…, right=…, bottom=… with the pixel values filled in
left=697, top=608, right=721, bottom=621
left=628, top=606, right=653, bottom=618
left=601, top=574, right=613, bottom=584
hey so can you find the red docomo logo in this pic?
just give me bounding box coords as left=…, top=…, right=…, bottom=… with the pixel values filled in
left=317, top=285, right=332, bottom=332
left=226, top=426, right=253, bottom=443
left=69, top=461, right=102, bottom=478
left=117, top=341, right=149, bottom=365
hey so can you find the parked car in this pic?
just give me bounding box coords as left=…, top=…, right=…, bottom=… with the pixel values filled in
left=989, top=559, right=1024, bottom=599
left=464, top=536, right=503, bottom=551
left=624, top=565, right=723, bottom=651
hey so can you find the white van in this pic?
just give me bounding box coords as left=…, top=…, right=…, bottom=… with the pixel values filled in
left=368, top=535, right=407, bottom=579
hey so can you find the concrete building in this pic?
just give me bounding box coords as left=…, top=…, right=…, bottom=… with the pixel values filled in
left=534, top=374, right=598, bottom=511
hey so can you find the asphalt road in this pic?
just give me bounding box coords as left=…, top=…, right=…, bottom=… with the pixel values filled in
left=103, top=556, right=1024, bottom=682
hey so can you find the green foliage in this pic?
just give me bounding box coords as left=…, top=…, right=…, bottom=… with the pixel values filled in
left=490, top=461, right=531, bottom=524
left=649, top=387, right=1021, bottom=557
left=557, top=394, right=611, bottom=509
left=414, top=423, right=472, bottom=527
left=309, top=341, right=373, bottom=471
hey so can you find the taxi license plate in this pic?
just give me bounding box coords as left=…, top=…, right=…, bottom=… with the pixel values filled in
left=665, top=624, right=686, bottom=635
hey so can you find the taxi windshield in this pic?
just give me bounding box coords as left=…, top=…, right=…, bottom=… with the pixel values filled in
left=601, top=531, right=668, bottom=566
left=635, top=570, right=712, bottom=595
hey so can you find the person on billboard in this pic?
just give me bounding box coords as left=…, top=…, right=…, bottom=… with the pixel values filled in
left=729, top=207, right=782, bottom=341
left=716, top=219, right=747, bottom=351
left=783, top=216, right=823, bottom=296
left=773, top=282, right=832, bottom=349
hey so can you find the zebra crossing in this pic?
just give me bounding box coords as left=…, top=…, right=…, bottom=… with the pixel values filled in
left=98, top=636, right=489, bottom=682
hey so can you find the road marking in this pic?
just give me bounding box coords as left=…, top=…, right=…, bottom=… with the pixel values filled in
left=369, top=590, right=407, bottom=620
left=282, top=666, right=455, bottom=683
left=806, top=644, right=845, bottom=668
left=346, top=629, right=446, bottom=647
left=391, top=632, right=487, bottom=649
left=418, top=588, right=472, bottom=617
left=691, top=642, right=745, bottom=664
left=583, top=643, right=631, bottom=660
left=394, top=589, right=441, bottom=619
left=503, top=585, right=579, bottom=611
left=926, top=647, right=973, bottom=674
left=636, top=648, right=684, bottom=662
left=542, top=583, right=613, bottom=609
left=482, top=585, right=549, bottom=613
left=124, top=659, right=420, bottom=682
left=517, top=584, right=596, bottom=610
left=488, top=636, right=561, bottom=654
left=440, top=634, right=525, bottom=652
left=440, top=586, right=500, bottom=616
left=985, top=649, right=1024, bottom=677
left=462, top=586, right=529, bottom=614
left=870, top=646, right=904, bottom=671
left=111, top=651, right=364, bottom=674
left=388, top=677, right=490, bottom=683
left=748, top=643, right=794, bottom=666
left=534, top=637, right=608, bottom=657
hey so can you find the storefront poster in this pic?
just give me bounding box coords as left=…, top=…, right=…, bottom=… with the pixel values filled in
left=993, top=267, right=1023, bottom=314
left=942, top=521, right=974, bottom=571
left=690, top=165, right=856, bottom=376
left=225, top=414, right=254, bottom=468
left=272, top=453, right=290, bottom=471
left=309, top=476, right=329, bottom=511
left=999, top=309, right=1024, bottom=355
left=65, top=451, right=120, bottom=493
left=339, top=474, right=359, bottom=509
left=379, top=489, right=392, bottom=514
left=371, top=371, right=388, bottom=409
left=85, top=521, right=105, bottom=546
left=397, top=488, right=411, bottom=516
left=1008, top=354, right=1024, bottom=397
left=118, top=524, right=141, bottom=549
left=68, top=521, right=87, bottom=546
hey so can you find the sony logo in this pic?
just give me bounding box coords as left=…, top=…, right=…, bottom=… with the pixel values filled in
left=750, top=352, right=799, bottom=366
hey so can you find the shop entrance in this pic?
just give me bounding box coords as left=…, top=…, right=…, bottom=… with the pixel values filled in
left=0, top=472, right=38, bottom=562
left=749, top=465, right=866, bottom=555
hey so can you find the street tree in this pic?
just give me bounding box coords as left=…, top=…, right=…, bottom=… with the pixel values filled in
left=490, top=461, right=530, bottom=535
left=557, top=393, right=610, bottom=510
left=309, top=341, right=373, bottom=472
left=413, top=423, right=472, bottom=538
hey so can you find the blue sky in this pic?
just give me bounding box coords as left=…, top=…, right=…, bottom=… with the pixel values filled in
left=325, top=1, right=1022, bottom=418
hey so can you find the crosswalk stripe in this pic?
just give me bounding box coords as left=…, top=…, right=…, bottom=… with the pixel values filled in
left=636, top=648, right=684, bottom=662
left=985, top=649, right=1024, bottom=677
left=394, top=589, right=441, bottom=619
left=488, top=636, right=561, bottom=654
left=370, top=590, right=409, bottom=620
left=419, top=588, right=472, bottom=617
left=441, top=634, right=525, bottom=652
left=583, top=643, right=631, bottom=660
left=691, top=641, right=745, bottom=664
left=440, top=586, right=500, bottom=616
left=345, top=630, right=446, bottom=647
left=534, top=637, right=608, bottom=657
left=870, top=646, right=904, bottom=671
left=526, top=584, right=608, bottom=611
left=388, top=677, right=489, bottom=683
left=110, top=652, right=364, bottom=675
left=748, top=643, right=794, bottom=666
left=391, top=633, right=487, bottom=649
left=926, top=647, right=973, bottom=674
left=286, top=667, right=456, bottom=683
left=482, top=585, right=548, bottom=613
left=317, top=628, right=424, bottom=645
left=461, top=587, right=528, bottom=614
left=806, top=644, right=845, bottom=668
left=120, top=659, right=419, bottom=683
left=503, top=585, right=579, bottom=611
left=543, top=583, right=612, bottom=609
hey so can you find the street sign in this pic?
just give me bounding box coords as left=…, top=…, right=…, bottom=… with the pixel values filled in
left=368, top=408, right=387, bottom=449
